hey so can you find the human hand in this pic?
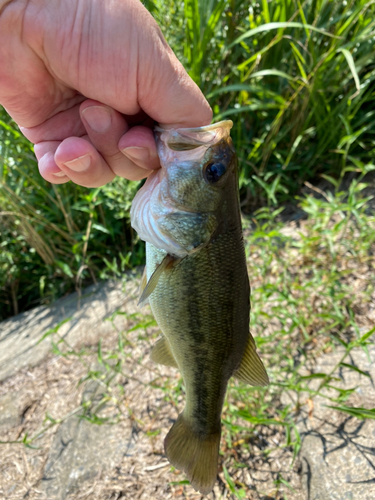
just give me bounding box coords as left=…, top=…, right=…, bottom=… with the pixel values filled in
left=0, top=0, right=212, bottom=186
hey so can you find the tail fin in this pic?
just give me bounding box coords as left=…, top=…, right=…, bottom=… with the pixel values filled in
left=164, top=413, right=220, bottom=495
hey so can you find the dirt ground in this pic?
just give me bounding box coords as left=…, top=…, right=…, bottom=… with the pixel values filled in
left=0, top=305, right=304, bottom=500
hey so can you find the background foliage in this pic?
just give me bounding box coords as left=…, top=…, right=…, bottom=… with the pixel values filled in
left=1, top=0, right=375, bottom=319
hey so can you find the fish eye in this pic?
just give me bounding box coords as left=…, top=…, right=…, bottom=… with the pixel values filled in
left=204, top=161, right=227, bottom=183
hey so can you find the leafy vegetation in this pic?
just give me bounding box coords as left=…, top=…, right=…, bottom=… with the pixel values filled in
left=0, top=114, right=142, bottom=319
left=156, top=0, right=375, bottom=206
left=1, top=0, right=375, bottom=319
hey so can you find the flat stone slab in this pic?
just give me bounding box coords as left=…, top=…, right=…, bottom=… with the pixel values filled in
left=40, top=375, right=134, bottom=500
left=0, top=276, right=140, bottom=382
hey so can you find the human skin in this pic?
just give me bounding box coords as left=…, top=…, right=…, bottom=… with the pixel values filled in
left=0, top=0, right=212, bottom=187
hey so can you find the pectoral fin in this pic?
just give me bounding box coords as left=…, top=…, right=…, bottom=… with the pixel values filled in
left=138, top=266, right=149, bottom=307
left=234, top=335, right=269, bottom=387
left=138, top=254, right=176, bottom=307
left=151, top=336, right=178, bottom=368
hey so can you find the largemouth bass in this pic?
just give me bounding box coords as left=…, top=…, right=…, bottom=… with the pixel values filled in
left=130, top=120, right=268, bottom=495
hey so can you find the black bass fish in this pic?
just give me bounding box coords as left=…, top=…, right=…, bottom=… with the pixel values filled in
left=130, top=120, right=268, bottom=495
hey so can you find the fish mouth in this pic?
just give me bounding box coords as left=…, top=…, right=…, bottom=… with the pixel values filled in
left=155, top=120, right=233, bottom=163
left=130, top=121, right=233, bottom=256
left=155, top=119, right=233, bottom=135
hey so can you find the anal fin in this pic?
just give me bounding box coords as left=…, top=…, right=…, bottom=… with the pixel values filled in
left=151, top=336, right=178, bottom=368
left=234, top=334, right=269, bottom=387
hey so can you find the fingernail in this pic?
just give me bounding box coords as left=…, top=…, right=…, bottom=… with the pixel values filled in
left=82, top=106, right=112, bottom=133
left=122, top=147, right=149, bottom=161
left=52, top=170, right=68, bottom=177
left=64, top=154, right=91, bottom=172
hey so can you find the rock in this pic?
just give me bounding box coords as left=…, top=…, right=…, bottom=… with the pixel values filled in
left=40, top=372, right=134, bottom=500
left=287, top=342, right=375, bottom=500
left=0, top=276, right=140, bottom=382
left=0, top=392, right=22, bottom=432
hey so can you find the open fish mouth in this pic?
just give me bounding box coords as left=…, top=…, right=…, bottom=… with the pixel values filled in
left=155, top=120, right=233, bottom=157
left=130, top=120, right=233, bottom=257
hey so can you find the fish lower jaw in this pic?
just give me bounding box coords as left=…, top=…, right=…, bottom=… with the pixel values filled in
left=130, top=173, right=191, bottom=257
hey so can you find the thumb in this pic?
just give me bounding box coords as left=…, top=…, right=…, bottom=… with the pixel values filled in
left=136, top=25, right=212, bottom=129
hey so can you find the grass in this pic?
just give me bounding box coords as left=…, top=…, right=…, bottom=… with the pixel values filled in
left=158, top=0, right=375, bottom=205
left=1, top=176, right=374, bottom=497
left=2, top=0, right=375, bottom=319
left=0, top=112, right=143, bottom=319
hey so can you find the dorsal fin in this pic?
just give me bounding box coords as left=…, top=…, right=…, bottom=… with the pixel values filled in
left=138, top=254, right=176, bottom=307
left=234, top=334, right=269, bottom=387
left=150, top=336, right=178, bottom=368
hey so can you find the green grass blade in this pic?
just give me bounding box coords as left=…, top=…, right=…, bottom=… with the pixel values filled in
left=337, top=48, right=360, bottom=95
left=230, top=21, right=340, bottom=48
